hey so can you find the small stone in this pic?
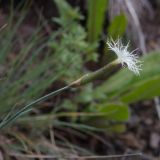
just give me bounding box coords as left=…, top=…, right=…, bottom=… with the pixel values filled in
left=150, top=132, right=160, bottom=149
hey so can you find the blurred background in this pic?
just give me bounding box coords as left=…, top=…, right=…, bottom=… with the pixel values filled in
left=0, top=0, right=160, bottom=159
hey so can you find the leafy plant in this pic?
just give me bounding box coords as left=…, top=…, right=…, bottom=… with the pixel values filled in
left=95, top=52, right=160, bottom=102
left=85, top=52, right=160, bottom=131
left=0, top=0, right=92, bottom=118
left=87, top=0, right=108, bottom=43
left=50, top=0, right=93, bottom=82
left=14, top=50, right=160, bottom=133
left=1, top=0, right=160, bottom=133
left=107, top=13, right=127, bottom=40
left=2, top=1, right=160, bottom=159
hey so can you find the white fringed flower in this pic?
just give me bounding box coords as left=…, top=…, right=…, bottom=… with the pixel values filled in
left=107, top=38, right=142, bottom=75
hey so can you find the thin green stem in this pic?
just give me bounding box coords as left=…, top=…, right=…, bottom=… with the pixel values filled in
left=70, top=59, right=120, bottom=87
left=0, top=59, right=120, bottom=129
left=0, top=85, right=70, bottom=129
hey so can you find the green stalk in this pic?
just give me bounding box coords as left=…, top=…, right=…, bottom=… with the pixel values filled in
left=0, top=60, right=120, bottom=129
left=0, top=86, right=69, bottom=129
left=70, top=59, right=119, bottom=87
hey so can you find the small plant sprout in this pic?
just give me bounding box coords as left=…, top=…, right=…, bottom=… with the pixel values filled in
left=107, top=38, right=142, bottom=75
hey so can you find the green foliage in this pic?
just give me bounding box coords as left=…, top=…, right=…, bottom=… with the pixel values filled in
left=103, top=14, right=127, bottom=63
left=108, top=14, right=127, bottom=39
left=1, top=0, right=160, bottom=134
left=0, top=10, right=58, bottom=114
left=54, top=0, right=83, bottom=25
left=121, top=76, right=160, bottom=103
left=86, top=103, right=129, bottom=132
left=95, top=52, right=160, bottom=103
left=0, top=0, right=91, bottom=117
left=80, top=52, right=160, bottom=132
left=50, top=0, right=94, bottom=82
left=87, top=0, right=108, bottom=43
left=3, top=0, right=160, bottom=159
left=97, top=103, right=129, bottom=121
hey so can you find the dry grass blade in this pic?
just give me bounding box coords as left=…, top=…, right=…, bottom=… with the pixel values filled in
left=8, top=153, right=142, bottom=159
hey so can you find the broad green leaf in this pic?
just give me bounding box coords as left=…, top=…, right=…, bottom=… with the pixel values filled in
left=97, top=103, right=130, bottom=121
left=108, top=14, right=127, bottom=39
left=87, top=0, right=108, bottom=43
left=86, top=103, right=129, bottom=132
left=95, top=52, right=160, bottom=103
left=121, top=76, right=160, bottom=103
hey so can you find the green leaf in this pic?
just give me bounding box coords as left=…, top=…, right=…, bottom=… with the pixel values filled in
left=108, top=14, right=127, bottom=39
left=75, top=84, right=94, bottom=103
left=54, top=0, right=82, bottom=21
left=107, top=124, right=126, bottom=132
left=95, top=52, right=160, bottom=103
left=121, top=76, right=160, bottom=103
left=97, top=103, right=130, bottom=121
left=87, top=0, right=108, bottom=43
left=85, top=103, right=130, bottom=132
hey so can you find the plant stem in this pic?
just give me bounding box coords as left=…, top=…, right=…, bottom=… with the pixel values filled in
left=0, top=86, right=70, bottom=129
left=70, top=59, right=119, bottom=87
left=0, top=59, right=120, bottom=129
